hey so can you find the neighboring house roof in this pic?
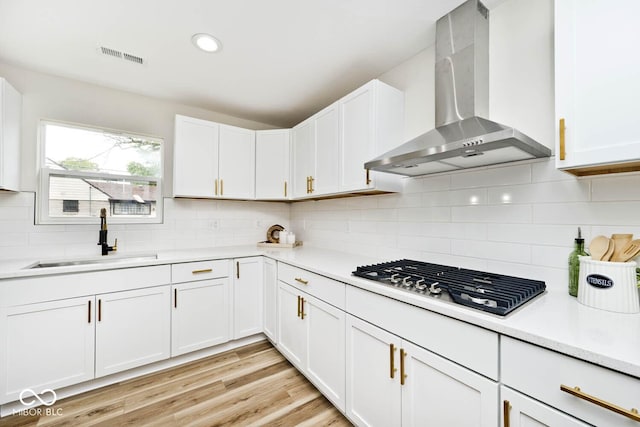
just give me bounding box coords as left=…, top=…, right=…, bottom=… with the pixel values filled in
left=87, top=179, right=158, bottom=202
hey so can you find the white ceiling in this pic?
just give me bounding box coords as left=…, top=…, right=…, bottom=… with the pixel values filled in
left=0, top=0, right=502, bottom=127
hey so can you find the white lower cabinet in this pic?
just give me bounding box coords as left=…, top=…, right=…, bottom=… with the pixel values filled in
left=1, top=297, right=95, bottom=403
left=95, top=286, right=171, bottom=377
left=263, top=257, right=278, bottom=342
left=501, top=386, right=588, bottom=427
left=171, top=279, right=230, bottom=356
left=233, top=257, right=263, bottom=339
left=346, top=315, right=498, bottom=427
left=277, top=281, right=346, bottom=411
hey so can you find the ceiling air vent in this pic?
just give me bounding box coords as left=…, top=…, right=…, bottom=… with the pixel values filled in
left=99, top=46, right=145, bottom=65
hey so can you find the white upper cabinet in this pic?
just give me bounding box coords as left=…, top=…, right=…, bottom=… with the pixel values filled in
left=340, top=79, right=404, bottom=192
left=314, top=103, right=341, bottom=195
left=218, top=124, right=255, bottom=199
left=255, top=129, right=290, bottom=200
left=173, top=115, right=219, bottom=198
left=0, top=78, right=21, bottom=191
left=292, top=117, right=315, bottom=198
left=555, top=0, right=640, bottom=175
left=173, top=116, right=255, bottom=199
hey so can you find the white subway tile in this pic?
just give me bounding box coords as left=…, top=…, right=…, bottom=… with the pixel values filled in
left=487, top=180, right=590, bottom=205
left=451, top=164, right=531, bottom=189
left=452, top=204, right=532, bottom=223
left=422, top=174, right=452, bottom=192
left=531, top=245, right=572, bottom=269
left=533, top=201, right=640, bottom=225
left=397, top=235, right=450, bottom=254
left=448, top=188, right=488, bottom=206
left=0, top=206, right=31, bottom=221
left=451, top=240, right=531, bottom=264
left=487, top=224, right=579, bottom=247
left=397, top=207, right=451, bottom=222
left=531, top=158, right=577, bottom=182
left=591, top=174, right=640, bottom=201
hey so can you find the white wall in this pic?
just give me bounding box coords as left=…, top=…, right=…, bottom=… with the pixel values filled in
left=290, top=0, right=640, bottom=291
left=0, top=61, right=277, bottom=194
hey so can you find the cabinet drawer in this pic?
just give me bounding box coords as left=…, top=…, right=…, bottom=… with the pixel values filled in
left=501, top=336, right=640, bottom=426
left=346, top=285, right=498, bottom=380
left=277, top=262, right=345, bottom=309
left=172, top=260, right=230, bottom=283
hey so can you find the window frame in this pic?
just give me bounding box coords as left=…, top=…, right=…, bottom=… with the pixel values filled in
left=37, top=119, right=164, bottom=225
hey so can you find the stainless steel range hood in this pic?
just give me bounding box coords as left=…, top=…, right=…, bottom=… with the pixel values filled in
left=365, top=0, right=550, bottom=177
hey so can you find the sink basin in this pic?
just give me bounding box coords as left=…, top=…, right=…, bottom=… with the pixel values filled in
left=25, top=254, right=158, bottom=269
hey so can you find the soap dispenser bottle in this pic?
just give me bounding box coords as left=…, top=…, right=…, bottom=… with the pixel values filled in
left=568, top=227, right=588, bottom=297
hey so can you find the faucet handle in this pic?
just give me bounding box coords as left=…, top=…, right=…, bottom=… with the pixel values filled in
left=113, top=238, right=118, bottom=251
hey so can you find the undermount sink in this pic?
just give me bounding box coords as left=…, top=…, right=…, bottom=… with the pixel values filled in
left=25, top=254, right=158, bottom=269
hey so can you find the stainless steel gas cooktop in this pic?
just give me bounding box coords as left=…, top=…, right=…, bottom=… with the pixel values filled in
left=352, top=259, right=546, bottom=316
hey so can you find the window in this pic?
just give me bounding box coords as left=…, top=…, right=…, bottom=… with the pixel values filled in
left=62, top=200, right=79, bottom=213
left=38, top=120, right=163, bottom=224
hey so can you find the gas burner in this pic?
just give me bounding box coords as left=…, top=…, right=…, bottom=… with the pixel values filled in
left=353, top=259, right=545, bottom=316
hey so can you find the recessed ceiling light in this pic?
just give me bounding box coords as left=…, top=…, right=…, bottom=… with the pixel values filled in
left=191, top=33, right=222, bottom=53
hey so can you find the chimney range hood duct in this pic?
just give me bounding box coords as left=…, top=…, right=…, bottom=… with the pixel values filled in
left=365, top=0, right=550, bottom=177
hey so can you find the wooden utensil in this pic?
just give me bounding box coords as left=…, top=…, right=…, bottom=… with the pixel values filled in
left=612, top=239, right=640, bottom=262
left=610, top=233, right=633, bottom=262
left=601, top=238, right=615, bottom=261
left=589, top=235, right=611, bottom=261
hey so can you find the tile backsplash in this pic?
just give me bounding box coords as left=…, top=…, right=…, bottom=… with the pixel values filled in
left=0, top=193, right=289, bottom=260
left=290, top=158, right=640, bottom=291
left=3, top=158, right=640, bottom=291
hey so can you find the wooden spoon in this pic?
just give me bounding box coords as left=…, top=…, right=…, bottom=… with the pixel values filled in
left=589, top=235, right=611, bottom=261
left=612, top=239, right=640, bottom=262
left=601, top=238, right=615, bottom=261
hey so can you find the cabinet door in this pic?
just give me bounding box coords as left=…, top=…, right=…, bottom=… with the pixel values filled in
left=555, top=1, right=640, bottom=173
left=340, top=82, right=375, bottom=192
left=305, top=293, right=346, bottom=411
left=233, top=257, right=263, bottom=339
left=401, top=340, right=498, bottom=427
left=314, top=104, right=340, bottom=195
left=218, top=124, right=255, bottom=199
left=263, top=257, right=278, bottom=342
left=1, top=297, right=95, bottom=403
left=255, top=130, right=290, bottom=199
left=346, top=315, right=401, bottom=427
left=277, top=281, right=306, bottom=368
left=292, top=118, right=315, bottom=198
left=502, top=386, right=588, bottom=427
left=95, top=286, right=170, bottom=377
left=173, top=115, right=219, bottom=198
left=171, top=279, right=230, bottom=357
left=0, top=78, right=21, bottom=191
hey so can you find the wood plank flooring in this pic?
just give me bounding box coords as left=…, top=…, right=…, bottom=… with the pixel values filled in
left=0, top=341, right=352, bottom=427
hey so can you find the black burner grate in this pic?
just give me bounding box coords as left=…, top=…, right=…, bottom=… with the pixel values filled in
left=353, top=259, right=546, bottom=316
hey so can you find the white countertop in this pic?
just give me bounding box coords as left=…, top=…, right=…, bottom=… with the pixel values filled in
left=1, top=245, right=639, bottom=379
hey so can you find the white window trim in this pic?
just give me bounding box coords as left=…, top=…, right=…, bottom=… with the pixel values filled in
left=37, top=120, right=164, bottom=225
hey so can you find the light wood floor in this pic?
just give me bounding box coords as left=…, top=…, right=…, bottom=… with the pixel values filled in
left=0, top=341, right=352, bottom=427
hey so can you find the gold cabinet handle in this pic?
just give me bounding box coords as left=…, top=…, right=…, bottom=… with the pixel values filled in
left=503, top=400, right=511, bottom=427
left=400, top=348, right=407, bottom=385
left=300, top=297, right=306, bottom=319
left=309, top=176, right=314, bottom=193
left=297, top=295, right=301, bottom=318
left=88, top=300, right=92, bottom=323
left=366, top=169, right=371, bottom=185
left=284, top=181, right=288, bottom=197
left=215, top=179, right=218, bottom=196
left=98, top=299, right=102, bottom=322
left=306, top=176, right=310, bottom=194
left=236, top=261, right=240, bottom=279
left=390, top=343, right=397, bottom=379
left=192, top=268, right=212, bottom=274
left=560, top=385, right=640, bottom=422
left=559, top=118, right=566, bottom=161
left=220, top=179, right=224, bottom=196
left=294, top=277, right=308, bottom=285
left=174, top=288, right=178, bottom=308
